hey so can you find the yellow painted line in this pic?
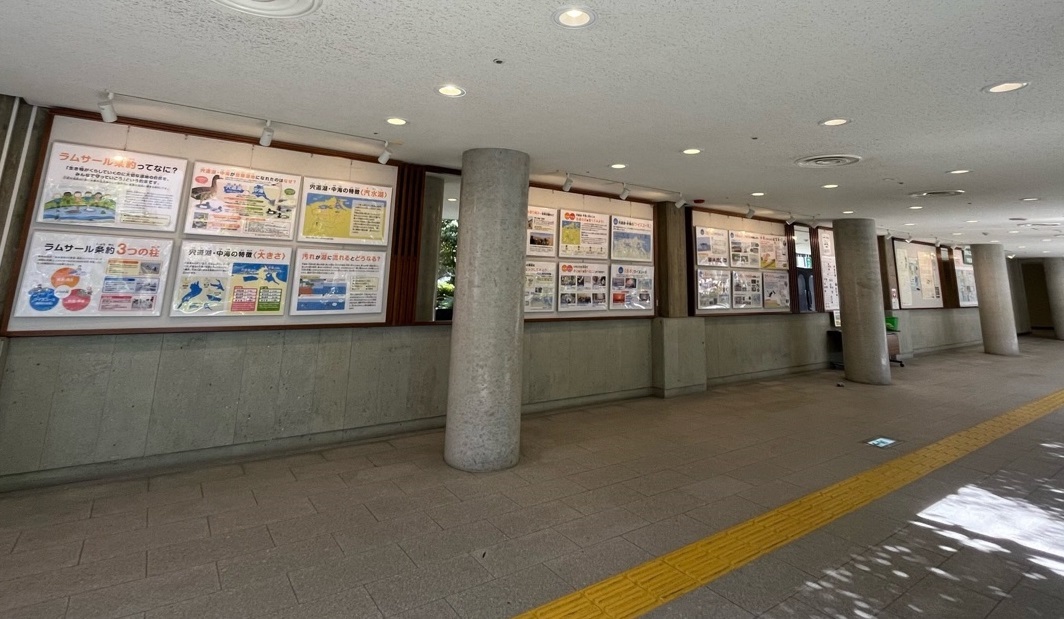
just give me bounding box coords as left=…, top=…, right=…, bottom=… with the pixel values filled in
left=518, top=388, right=1064, bottom=619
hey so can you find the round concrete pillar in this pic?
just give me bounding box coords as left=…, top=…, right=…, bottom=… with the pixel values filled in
left=1043, top=258, right=1064, bottom=341
left=444, top=148, right=530, bottom=472
left=971, top=244, right=1019, bottom=355
left=834, top=219, right=891, bottom=385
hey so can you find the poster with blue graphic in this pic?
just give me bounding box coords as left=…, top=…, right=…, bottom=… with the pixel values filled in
left=609, top=263, right=654, bottom=310
left=291, top=248, right=386, bottom=315
left=610, top=216, right=653, bottom=262
left=183, top=162, right=301, bottom=241
left=172, top=241, right=290, bottom=316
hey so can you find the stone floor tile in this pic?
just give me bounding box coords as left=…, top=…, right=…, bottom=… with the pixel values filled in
left=883, top=573, right=998, bottom=618
left=91, top=485, right=203, bottom=518
left=623, top=489, right=706, bottom=523
left=200, top=469, right=296, bottom=498
left=266, top=504, right=375, bottom=546
left=216, top=534, right=342, bottom=589
left=287, top=458, right=375, bottom=482
left=13, top=511, right=146, bottom=553
left=149, top=465, right=244, bottom=492
left=424, top=494, right=520, bottom=530
left=621, top=469, right=696, bottom=497
left=473, top=528, right=580, bottom=577
left=684, top=494, right=766, bottom=532
left=446, top=564, right=573, bottom=619
left=81, top=518, right=210, bottom=564
left=510, top=459, right=591, bottom=484
left=0, top=541, right=81, bottom=581
left=0, top=553, right=145, bottom=612
left=251, top=475, right=349, bottom=502
left=819, top=509, right=907, bottom=547
left=391, top=599, right=458, bottom=619
left=929, top=547, right=1026, bottom=599
left=499, top=478, right=587, bottom=507
left=332, top=512, right=442, bottom=555
left=680, top=476, right=753, bottom=503
left=736, top=480, right=808, bottom=509
left=623, top=514, right=717, bottom=556
left=144, top=574, right=297, bottom=619
left=707, top=556, right=813, bottom=614
left=770, top=530, right=865, bottom=577
left=207, top=497, right=316, bottom=535
left=560, top=482, right=645, bottom=515
left=364, top=555, right=492, bottom=616
left=363, top=485, right=461, bottom=522
left=320, top=441, right=396, bottom=462
left=644, top=586, right=755, bottom=618
left=553, top=507, right=648, bottom=548
left=988, top=585, right=1064, bottom=618
left=543, top=538, right=653, bottom=588
left=794, top=562, right=906, bottom=617
left=487, top=501, right=583, bottom=538
left=147, top=525, right=274, bottom=576
left=567, top=464, right=641, bottom=490
left=399, top=520, right=507, bottom=565
left=65, top=563, right=218, bottom=619
left=341, top=462, right=422, bottom=485
left=288, top=542, right=414, bottom=603
left=262, top=585, right=382, bottom=619
left=726, top=460, right=795, bottom=487
left=148, top=491, right=256, bottom=526
left=758, top=596, right=835, bottom=618
left=0, top=596, right=69, bottom=619
left=443, top=472, right=529, bottom=500
left=307, top=480, right=405, bottom=513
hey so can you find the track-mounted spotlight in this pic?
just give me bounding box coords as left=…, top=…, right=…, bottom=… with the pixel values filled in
left=561, top=174, right=573, bottom=192
left=618, top=185, right=630, bottom=201
left=98, top=92, right=117, bottom=123
left=377, top=141, right=392, bottom=164
left=785, top=213, right=796, bottom=225
left=259, top=120, right=274, bottom=147
left=675, top=196, right=686, bottom=209
left=745, top=207, right=756, bottom=219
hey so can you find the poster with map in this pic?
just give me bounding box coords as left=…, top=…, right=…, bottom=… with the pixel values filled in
left=291, top=248, right=386, bottom=315
left=38, top=142, right=186, bottom=232
left=172, top=242, right=290, bottom=316
left=524, top=261, right=557, bottom=312
left=559, top=210, right=609, bottom=259
left=299, top=178, right=392, bottom=245
left=610, top=263, right=654, bottom=310
left=558, top=262, right=608, bottom=311
left=729, top=231, right=760, bottom=268
left=526, top=207, right=558, bottom=257
left=14, top=231, right=172, bottom=317
left=763, top=271, right=791, bottom=309
left=184, top=162, right=301, bottom=240
left=695, top=227, right=730, bottom=267
left=697, top=269, right=731, bottom=309
left=610, top=216, right=653, bottom=262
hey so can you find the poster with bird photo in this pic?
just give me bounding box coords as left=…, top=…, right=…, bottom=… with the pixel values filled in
left=184, top=162, right=301, bottom=241
left=298, top=178, right=392, bottom=245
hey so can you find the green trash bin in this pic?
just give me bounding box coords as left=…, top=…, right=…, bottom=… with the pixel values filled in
left=885, top=316, right=899, bottom=332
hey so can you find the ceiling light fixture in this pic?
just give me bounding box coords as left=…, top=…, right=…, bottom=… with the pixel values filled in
left=823, top=184, right=839, bottom=189
left=751, top=192, right=765, bottom=197
left=259, top=120, right=274, bottom=147
left=884, top=230, right=893, bottom=241
left=819, top=118, right=850, bottom=126
left=1008, top=230, right=1020, bottom=234
left=1021, top=197, right=1040, bottom=201
left=447, top=198, right=457, bottom=202
left=909, top=205, right=923, bottom=210
left=843, top=210, right=854, bottom=214
left=437, top=84, right=466, bottom=97
left=983, top=81, right=1029, bottom=93
left=553, top=7, right=597, bottom=28
left=1019, top=245, right=1026, bottom=248
left=208, top=0, right=323, bottom=18
left=1008, top=254, right=1016, bottom=259
left=618, top=184, right=630, bottom=200
left=904, top=223, right=916, bottom=226
left=386, top=117, right=407, bottom=126
left=610, top=163, right=626, bottom=169
left=675, top=196, right=686, bottom=209
left=966, top=220, right=979, bottom=223
left=990, top=240, right=1001, bottom=243
left=377, top=142, right=391, bottom=164
left=682, top=148, right=702, bottom=155
left=952, top=232, right=963, bottom=236
left=935, top=238, right=942, bottom=247
left=561, top=173, right=573, bottom=192
left=905, top=234, right=913, bottom=243
left=948, top=169, right=970, bottom=174
left=785, top=214, right=796, bottom=225
left=745, top=206, right=756, bottom=219
left=98, top=91, right=117, bottom=123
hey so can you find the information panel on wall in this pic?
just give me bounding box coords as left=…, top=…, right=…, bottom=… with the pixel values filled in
left=559, top=210, right=610, bottom=259
left=172, top=242, right=290, bottom=316
left=524, top=261, right=557, bottom=312
left=697, top=268, right=731, bottom=309
left=14, top=231, right=172, bottom=317
left=291, top=248, right=386, bottom=315
left=819, top=229, right=840, bottom=311
left=184, top=162, right=301, bottom=240
left=298, top=178, right=391, bottom=245
left=953, top=248, right=978, bottom=307
left=526, top=207, right=558, bottom=257
left=690, top=213, right=790, bottom=315
left=610, top=216, right=653, bottom=262
left=893, top=240, right=943, bottom=309
left=38, top=142, right=187, bottom=232
left=695, top=227, right=730, bottom=267
left=558, top=262, right=608, bottom=311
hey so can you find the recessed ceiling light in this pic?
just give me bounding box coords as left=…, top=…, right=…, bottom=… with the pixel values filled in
left=819, top=118, right=850, bottom=126
left=1021, top=197, right=1040, bottom=201
left=904, top=223, right=916, bottom=226
left=966, top=220, right=979, bottom=223
left=682, top=148, right=702, bottom=155
left=1044, top=250, right=1051, bottom=253
left=842, top=210, right=854, bottom=214
left=1043, top=239, right=1053, bottom=242
left=386, top=117, right=407, bottom=126
left=553, top=6, right=597, bottom=28
left=1008, top=230, right=1020, bottom=234
left=610, top=163, right=626, bottom=169
left=983, top=81, right=1029, bottom=93
left=822, top=184, right=839, bottom=189
left=208, top=0, right=322, bottom=18
left=751, top=192, right=765, bottom=197
left=1019, top=246, right=1026, bottom=248
left=952, top=232, right=963, bottom=236
left=438, top=85, right=466, bottom=97
left=909, top=206, right=923, bottom=210
left=948, top=170, right=970, bottom=174
left=447, top=198, right=457, bottom=202
left=990, top=240, right=1000, bottom=243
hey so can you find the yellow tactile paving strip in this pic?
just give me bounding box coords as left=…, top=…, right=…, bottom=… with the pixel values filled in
left=518, top=388, right=1064, bottom=619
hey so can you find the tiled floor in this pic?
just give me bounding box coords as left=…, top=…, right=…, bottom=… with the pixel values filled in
left=1, top=338, right=1063, bottom=618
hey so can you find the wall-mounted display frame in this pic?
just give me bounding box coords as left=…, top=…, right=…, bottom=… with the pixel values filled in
left=893, top=239, right=944, bottom=309
left=298, top=178, right=392, bottom=246
left=952, top=247, right=978, bottom=307
left=183, top=162, right=301, bottom=240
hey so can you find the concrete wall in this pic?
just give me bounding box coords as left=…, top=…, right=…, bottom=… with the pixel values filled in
left=705, top=313, right=833, bottom=384
left=907, top=308, right=982, bottom=354
left=1022, top=261, right=1053, bottom=330
left=1009, top=259, right=1032, bottom=334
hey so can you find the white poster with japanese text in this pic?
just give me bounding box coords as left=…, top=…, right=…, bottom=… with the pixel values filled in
left=697, top=268, right=731, bottom=309
left=695, top=227, right=730, bottom=267
left=299, top=178, right=392, bottom=245
left=559, top=210, right=609, bottom=259
left=291, top=248, right=386, bottom=315
left=524, top=261, right=557, bottom=313
left=172, top=242, right=290, bottom=316
left=729, top=231, right=760, bottom=268
left=732, top=270, right=763, bottom=308
left=558, top=262, right=608, bottom=311
left=15, top=231, right=172, bottom=317
left=954, top=250, right=978, bottom=307
left=759, top=234, right=789, bottom=270
left=610, top=263, right=654, bottom=310
left=184, top=162, right=301, bottom=240
left=38, top=142, right=186, bottom=232
left=762, top=271, right=791, bottom=309
left=526, top=207, right=558, bottom=257
left=610, top=216, right=653, bottom=262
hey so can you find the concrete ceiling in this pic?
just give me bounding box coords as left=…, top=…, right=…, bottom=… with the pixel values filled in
left=1, top=0, right=1062, bottom=256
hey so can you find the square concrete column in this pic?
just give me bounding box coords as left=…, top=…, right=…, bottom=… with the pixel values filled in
left=1043, top=257, right=1064, bottom=340
left=971, top=244, right=1020, bottom=355
left=444, top=149, right=530, bottom=472
left=833, top=219, right=890, bottom=385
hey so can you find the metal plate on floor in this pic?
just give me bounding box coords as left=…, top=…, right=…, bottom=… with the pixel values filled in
left=865, top=436, right=899, bottom=448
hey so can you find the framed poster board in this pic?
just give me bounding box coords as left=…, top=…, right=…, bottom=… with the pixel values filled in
left=893, top=240, right=944, bottom=309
